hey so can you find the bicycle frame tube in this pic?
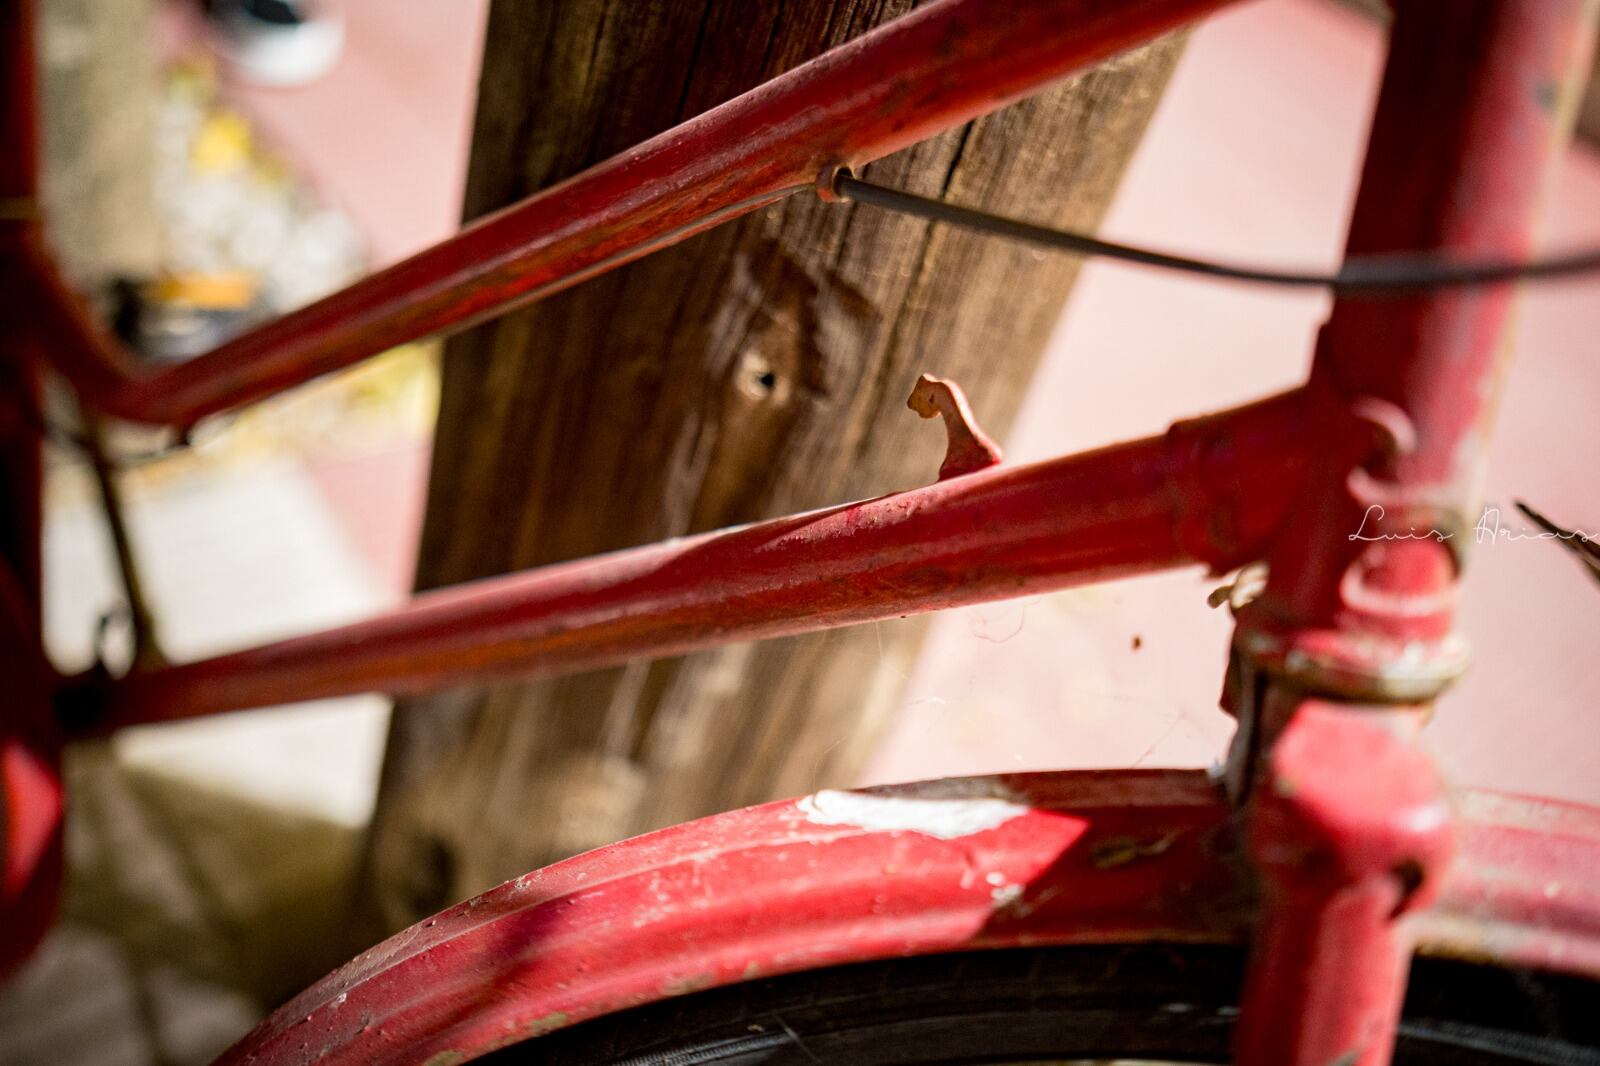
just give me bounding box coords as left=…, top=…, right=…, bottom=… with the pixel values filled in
left=68, top=391, right=1309, bottom=731
left=0, top=0, right=59, bottom=984
left=1228, top=4, right=1599, bottom=1065
left=7, top=0, right=1240, bottom=430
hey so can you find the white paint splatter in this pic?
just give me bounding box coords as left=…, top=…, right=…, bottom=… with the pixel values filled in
left=797, top=781, right=1029, bottom=840
left=990, top=883, right=1024, bottom=909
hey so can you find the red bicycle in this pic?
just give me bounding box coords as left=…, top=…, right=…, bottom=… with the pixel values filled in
left=5, top=0, right=1600, bottom=1063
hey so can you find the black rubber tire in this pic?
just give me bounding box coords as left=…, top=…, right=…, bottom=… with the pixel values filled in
left=479, top=944, right=1600, bottom=1065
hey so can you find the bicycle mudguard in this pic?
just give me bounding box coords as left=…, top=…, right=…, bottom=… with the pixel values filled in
left=212, top=770, right=1600, bottom=1066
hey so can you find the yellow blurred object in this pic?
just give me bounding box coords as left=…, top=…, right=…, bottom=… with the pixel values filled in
left=149, top=272, right=259, bottom=310
left=168, top=56, right=219, bottom=104
left=190, top=110, right=254, bottom=175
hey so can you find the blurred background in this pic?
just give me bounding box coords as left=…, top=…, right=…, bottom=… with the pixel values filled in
left=4, top=0, right=1599, bottom=1061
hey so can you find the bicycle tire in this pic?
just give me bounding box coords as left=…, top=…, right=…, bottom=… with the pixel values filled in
left=481, top=944, right=1600, bottom=1065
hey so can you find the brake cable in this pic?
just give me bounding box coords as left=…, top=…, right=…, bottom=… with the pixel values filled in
left=829, top=169, right=1600, bottom=294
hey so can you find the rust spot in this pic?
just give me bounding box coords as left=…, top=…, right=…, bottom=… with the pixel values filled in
left=1131, top=635, right=1143, bottom=651
left=1092, top=830, right=1182, bottom=869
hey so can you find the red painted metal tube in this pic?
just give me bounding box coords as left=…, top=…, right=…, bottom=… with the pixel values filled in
left=1, top=0, right=39, bottom=204
left=0, top=354, right=57, bottom=984
left=20, top=0, right=1240, bottom=428
left=72, top=391, right=1309, bottom=731
left=1236, top=703, right=1454, bottom=1066
left=1230, top=4, right=1599, bottom=1065
left=0, top=3, right=57, bottom=983
left=1247, top=0, right=1599, bottom=662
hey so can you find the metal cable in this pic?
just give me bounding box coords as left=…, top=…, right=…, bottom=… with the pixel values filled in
left=833, top=172, right=1600, bottom=294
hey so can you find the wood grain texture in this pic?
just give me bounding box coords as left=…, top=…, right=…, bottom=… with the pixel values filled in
left=364, top=0, right=1185, bottom=929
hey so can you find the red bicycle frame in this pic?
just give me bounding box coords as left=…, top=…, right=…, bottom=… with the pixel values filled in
left=4, top=0, right=1598, bottom=1063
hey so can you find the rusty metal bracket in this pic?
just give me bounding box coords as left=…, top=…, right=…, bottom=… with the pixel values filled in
left=907, top=373, right=1002, bottom=481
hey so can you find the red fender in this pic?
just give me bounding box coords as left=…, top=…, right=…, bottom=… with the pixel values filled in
left=216, top=771, right=1600, bottom=1066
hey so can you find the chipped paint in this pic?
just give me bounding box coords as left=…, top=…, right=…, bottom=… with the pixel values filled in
left=660, top=973, right=714, bottom=996
left=798, top=782, right=1029, bottom=840
left=421, top=1052, right=464, bottom=1066
left=990, top=883, right=1025, bottom=909
left=524, top=1011, right=569, bottom=1038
